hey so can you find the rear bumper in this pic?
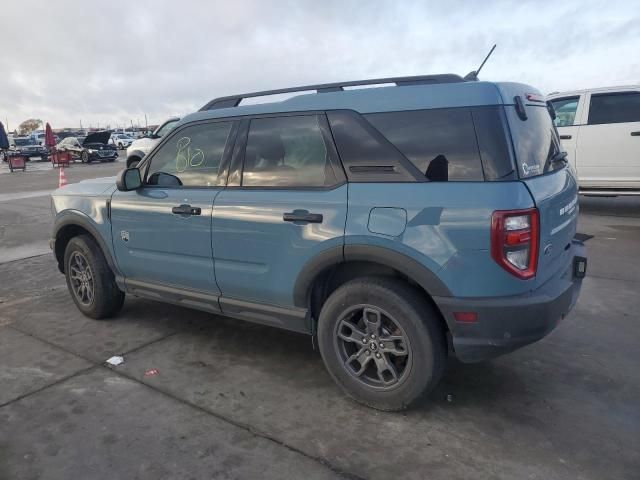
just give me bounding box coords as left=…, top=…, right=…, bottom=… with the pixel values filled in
left=434, top=240, right=586, bottom=363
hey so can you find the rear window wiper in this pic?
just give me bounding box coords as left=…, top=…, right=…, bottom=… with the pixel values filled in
left=544, top=151, right=568, bottom=173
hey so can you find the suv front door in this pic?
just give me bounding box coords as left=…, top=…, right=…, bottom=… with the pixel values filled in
left=211, top=114, right=347, bottom=332
left=110, top=120, right=237, bottom=308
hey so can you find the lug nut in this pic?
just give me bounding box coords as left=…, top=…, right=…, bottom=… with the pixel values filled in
left=379, top=343, right=384, bottom=348
left=371, top=334, right=376, bottom=339
left=365, top=350, right=371, bottom=356
left=362, top=338, right=367, bottom=344
left=375, top=353, right=381, bottom=358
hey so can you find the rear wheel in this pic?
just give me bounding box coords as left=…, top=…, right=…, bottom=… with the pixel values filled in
left=64, top=235, right=124, bottom=319
left=318, top=277, right=446, bottom=411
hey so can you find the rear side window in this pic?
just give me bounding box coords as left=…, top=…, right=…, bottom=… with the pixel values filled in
left=365, top=108, right=483, bottom=181
left=588, top=92, right=640, bottom=125
left=242, top=115, right=338, bottom=188
left=506, top=105, right=562, bottom=178
left=549, top=97, right=580, bottom=127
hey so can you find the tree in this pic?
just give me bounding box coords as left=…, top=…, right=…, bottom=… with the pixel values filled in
left=18, top=119, right=43, bottom=136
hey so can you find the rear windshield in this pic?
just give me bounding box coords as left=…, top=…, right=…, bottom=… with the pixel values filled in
left=506, top=104, right=563, bottom=178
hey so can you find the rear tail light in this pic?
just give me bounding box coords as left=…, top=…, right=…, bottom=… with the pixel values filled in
left=491, top=208, right=539, bottom=279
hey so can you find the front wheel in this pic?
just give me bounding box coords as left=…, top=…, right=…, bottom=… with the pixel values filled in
left=64, top=235, right=125, bottom=319
left=318, top=277, right=446, bottom=411
left=81, top=151, right=89, bottom=163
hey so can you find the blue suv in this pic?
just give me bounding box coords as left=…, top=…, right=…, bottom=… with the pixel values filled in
left=51, top=74, right=586, bottom=410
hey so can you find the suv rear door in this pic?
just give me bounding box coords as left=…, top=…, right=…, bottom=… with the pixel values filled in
left=211, top=114, right=347, bottom=332
left=577, top=90, right=640, bottom=189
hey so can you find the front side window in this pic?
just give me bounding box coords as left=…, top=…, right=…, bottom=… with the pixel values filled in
left=242, top=115, right=337, bottom=187
left=365, top=108, right=483, bottom=181
left=588, top=92, right=640, bottom=125
left=146, top=122, right=232, bottom=187
left=550, top=97, right=580, bottom=127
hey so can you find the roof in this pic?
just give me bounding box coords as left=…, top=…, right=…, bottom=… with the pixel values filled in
left=179, top=79, right=534, bottom=127
left=547, top=84, right=640, bottom=98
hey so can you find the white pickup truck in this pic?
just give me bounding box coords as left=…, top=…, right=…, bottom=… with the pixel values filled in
left=548, top=86, right=640, bottom=195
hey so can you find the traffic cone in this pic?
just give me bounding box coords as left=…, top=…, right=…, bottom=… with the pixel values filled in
left=59, top=167, right=67, bottom=188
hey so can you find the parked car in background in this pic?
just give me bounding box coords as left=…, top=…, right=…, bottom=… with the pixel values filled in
left=51, top=74, right=586, bottom=411
left=109, top=133, right=135, bottom=150
left=56, top=131, right=117, bottom=163
left=126, top=117, right=180, bottom=168
left=29, top=131, right=46, bottom=146
left=13, top=136, right=48, bottom=161
left=548, top=85, right=640, bottom=194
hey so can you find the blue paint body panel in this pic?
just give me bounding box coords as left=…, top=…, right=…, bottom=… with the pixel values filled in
left=346, top=182, right=536, bottom=297
left=212, top=185, right=348, bottom=306
left=109, top=187, right=222, bottom=294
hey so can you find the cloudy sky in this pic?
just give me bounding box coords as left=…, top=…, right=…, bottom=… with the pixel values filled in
left=2, top=0, right=638, bottom=130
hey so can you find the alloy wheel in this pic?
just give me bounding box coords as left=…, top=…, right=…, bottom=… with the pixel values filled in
left=68, top=251, right=95, bottom=306
left=334, top=304, right=412, bottom=390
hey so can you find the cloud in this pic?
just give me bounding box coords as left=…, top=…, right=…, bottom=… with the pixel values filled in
left=1, top=0, right=638, bottom=129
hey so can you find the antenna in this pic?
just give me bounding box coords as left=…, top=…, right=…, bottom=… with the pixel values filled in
left=464, top=44, right=497, bottom=81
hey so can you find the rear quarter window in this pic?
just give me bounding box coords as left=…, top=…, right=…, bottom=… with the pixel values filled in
left=365, top=108, right=483, bottom=181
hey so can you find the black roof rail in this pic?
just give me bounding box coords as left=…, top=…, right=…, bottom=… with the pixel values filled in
left=199, top=73, right=465, bottom=111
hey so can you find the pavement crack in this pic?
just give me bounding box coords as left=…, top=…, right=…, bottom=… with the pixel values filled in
left=108, top=365, right=366, bottom=480
left=0, top=364, right=98, bottom=409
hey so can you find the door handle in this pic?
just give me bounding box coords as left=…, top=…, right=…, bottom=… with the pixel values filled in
left=559, top=135, right=572, bottom=140
left=283, top=210, right=323, bottom=223
left=172, top=204, right=201, bottom=216
left=631, top=131, right=640, bottom=136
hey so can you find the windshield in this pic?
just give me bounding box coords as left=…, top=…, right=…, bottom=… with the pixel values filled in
left=506, top=105, right=563, bottom=178
left=14, top=138, right=30, bottom=146
left=155, top=119, right=179, bottom=138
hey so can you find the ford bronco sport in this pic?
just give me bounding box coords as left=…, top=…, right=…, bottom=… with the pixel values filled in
left=50, top=74, right=587, bottom=410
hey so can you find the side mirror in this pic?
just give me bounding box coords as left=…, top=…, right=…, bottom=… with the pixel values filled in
left=116, top=168, right=142, bottom=191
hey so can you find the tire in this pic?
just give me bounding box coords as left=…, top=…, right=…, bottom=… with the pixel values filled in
left=81, top=151, right=89, bottom=163
left=317, top=277, right=446, bottom=411
left=64, top=235, right=125, bottom=319
left=117, top=143, right=123, bottom=149
left=127, top=157, right=140, bottom=168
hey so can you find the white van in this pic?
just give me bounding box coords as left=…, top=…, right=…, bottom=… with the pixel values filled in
left=548, top=86, right=640, bottom=194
